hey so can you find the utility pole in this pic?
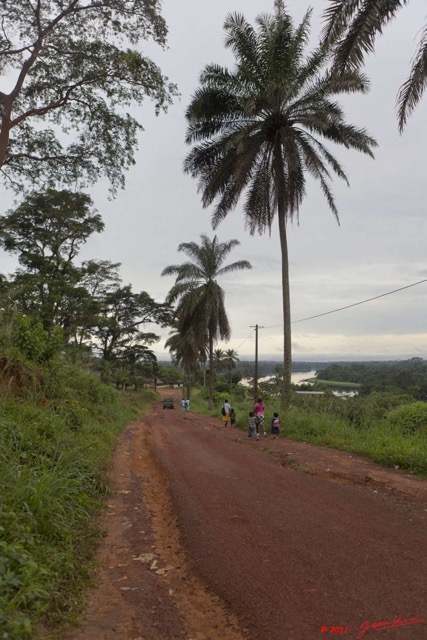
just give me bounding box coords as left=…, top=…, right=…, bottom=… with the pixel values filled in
left=250, top=324, right=264, bottom=400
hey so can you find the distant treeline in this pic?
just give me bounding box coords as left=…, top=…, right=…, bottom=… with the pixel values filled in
left=317, top=358, right=427, bottom=398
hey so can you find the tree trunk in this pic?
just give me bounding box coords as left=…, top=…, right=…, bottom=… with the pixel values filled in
left=0, top=96, right=12, bottom=169
left=186, top=370, right=191, bottom=400
left=275, top=151, right=292, bottom=409
left=208, top=331, right=214, bottom=410
left=278, top=209, right=292, bottom=409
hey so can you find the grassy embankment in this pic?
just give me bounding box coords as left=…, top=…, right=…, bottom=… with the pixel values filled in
left=189, top=387, right=427, bottom=478
left=0, top=351, right=154, bottom=639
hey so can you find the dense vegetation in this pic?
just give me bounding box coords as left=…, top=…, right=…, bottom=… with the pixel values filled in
left=317, top=358, right=427, bottom=398
left=0, top=318, right=140, bottom=639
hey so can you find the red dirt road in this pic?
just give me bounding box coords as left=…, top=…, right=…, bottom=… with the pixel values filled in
left=65, top=396, right=427, bottom=640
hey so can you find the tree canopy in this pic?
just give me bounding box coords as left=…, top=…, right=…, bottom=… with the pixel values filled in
left=0, top=189, right=103, bottom=330
left=0, top=189, right=173, bottom=383
left=0, top=0, right=177, bottom=192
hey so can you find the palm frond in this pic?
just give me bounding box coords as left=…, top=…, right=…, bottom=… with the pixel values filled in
left=397, top=24, right=427, bottom=132
left=296, top=129, right=349, bottom=184
left=216, top=260, right=253, bottom=277
left=321, top=0, right=364, bottom=51
left=224, top=12, right=264, bottom=86
left=323, top=0, right=406, bottom=74
left=316, top=121, right=377, bottom=156
left=244, top=147, right=275, bottom=234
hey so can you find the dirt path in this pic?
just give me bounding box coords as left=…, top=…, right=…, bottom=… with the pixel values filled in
left=63, top=394, right=427, bottom=640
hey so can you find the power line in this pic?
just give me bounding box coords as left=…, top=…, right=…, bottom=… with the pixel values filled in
left=234, top=329, right=255, bottom=352
left=263, top=278, right=427, bottom=329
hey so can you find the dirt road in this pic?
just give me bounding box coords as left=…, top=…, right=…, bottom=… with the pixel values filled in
left=65, top=395, right=427, bottom=640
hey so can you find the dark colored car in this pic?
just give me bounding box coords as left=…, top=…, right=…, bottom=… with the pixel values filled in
left=162, top=397, right=174, bottom=409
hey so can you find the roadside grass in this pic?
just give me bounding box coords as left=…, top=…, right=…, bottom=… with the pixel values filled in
left=285, top=406, right=427, bottom=477
left=0, top=356, right=140, bottom=640
left=189, top=388, right=427, bottom=478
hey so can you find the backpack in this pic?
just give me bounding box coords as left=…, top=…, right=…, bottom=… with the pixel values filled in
left=221, top=406, right=226, bottom=416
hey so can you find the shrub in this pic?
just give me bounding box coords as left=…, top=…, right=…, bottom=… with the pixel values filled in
left=386, top=402, right=427, bottom=434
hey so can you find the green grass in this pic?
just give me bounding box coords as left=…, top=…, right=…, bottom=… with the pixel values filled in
left=0, top=357, right=142, bottom=639
left=285, top=406, right=427, bottom=476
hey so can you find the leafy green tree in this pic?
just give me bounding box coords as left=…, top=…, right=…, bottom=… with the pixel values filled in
left=321, top=0, right=427, bottom=131
left=0, top=189, right=103, bottom=331
left=0, top=0, right=177, bottom=191
left=92, top=285, right=172, bottom=363
left=184, top=4, right=376, bottom=407
left=11, top=314, right=63, bottom=362
left=160, top=364, right=184, bottom=388
left=69, top=259, right=122, bottom=347
left=162, top=234, right=252, bottom=409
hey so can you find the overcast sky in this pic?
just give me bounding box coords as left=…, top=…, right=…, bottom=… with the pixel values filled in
left=1, top=0, right=427, bottom=361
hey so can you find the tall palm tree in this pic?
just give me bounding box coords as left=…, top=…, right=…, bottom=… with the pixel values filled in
left=321, top=0, right=427, bottom=131
left=161, top=234, right=252, bottom=409
left=184, top=3, right=376, bottom=408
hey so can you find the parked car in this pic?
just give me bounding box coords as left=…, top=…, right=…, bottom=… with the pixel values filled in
left=162, top=397, right=174, bottom=409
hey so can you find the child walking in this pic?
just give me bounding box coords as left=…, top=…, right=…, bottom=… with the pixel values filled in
left=253, top=397, right=266, bottom=437
left=248, top=411, right=259, bottom=440
left=230, top=408, right=236, bottom=427
left=270, top=412, right=281, bottom=439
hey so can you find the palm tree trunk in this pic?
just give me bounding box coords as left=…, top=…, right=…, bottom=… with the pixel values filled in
left=186, top=370, right=191, bottom=399
left=208, top=331, right=214, bottom=410
left=278, top=209, right=292, bottom=408
left=275, top=153, right=292, bottom=409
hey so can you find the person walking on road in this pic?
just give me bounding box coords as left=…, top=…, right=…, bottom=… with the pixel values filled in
left=253, top=397, right=266, bottom=437
left=181, top=398, right=186, bottom=412
left=185, top=399, right=190, bottom=412
left=222, top=399, right=231, bottom=427
left=270, top=412, right=281, bottom=439
left=230, top=408, right=236, bottom=427
left=248, top=411, right=258, bottom=440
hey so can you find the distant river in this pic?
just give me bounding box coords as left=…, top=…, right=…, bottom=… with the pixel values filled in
left=242, top=371, right=358, bottom=396
left=241, top=370, right=317, bottom=386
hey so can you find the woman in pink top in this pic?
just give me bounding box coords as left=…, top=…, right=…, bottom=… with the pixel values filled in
left=253, top=397, right=266, bottom=437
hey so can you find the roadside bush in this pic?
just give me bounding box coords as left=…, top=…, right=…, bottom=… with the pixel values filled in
left=385, top=401, right=427, bottom=434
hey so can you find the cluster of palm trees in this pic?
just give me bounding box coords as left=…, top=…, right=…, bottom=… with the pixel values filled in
left=162, top=235, right=251, bottom=408
left=214, top=348, right=240, bottom=390
left=163, top=0, right=426, bottom=410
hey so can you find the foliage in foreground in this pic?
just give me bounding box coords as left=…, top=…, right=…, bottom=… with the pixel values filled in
left=0, top=351, right=135, bottom=639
